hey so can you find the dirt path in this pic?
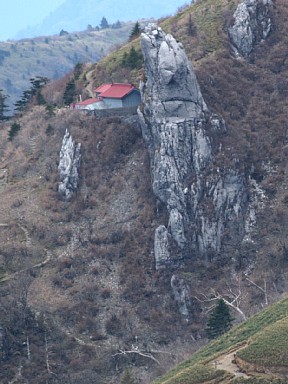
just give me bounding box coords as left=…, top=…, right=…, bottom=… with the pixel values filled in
left=211, top=345, right=249, bottom=379
left=85, top=68, right=95, bottom=97
left=0, top=248, right=52, bottom=282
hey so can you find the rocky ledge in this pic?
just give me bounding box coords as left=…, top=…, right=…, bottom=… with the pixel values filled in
left=138, top=24, right=249, bottom=271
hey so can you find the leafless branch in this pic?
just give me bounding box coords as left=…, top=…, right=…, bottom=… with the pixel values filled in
left=194, top=285, right=247, bottom=321
left=244, top=275, right=268, bottom=306
left=112, top=345, right=161, bottom=364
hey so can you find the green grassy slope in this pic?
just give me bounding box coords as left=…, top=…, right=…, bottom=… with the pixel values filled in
left=153, top=296, right=288, bottom=384
left=87, top=0, right=241, bottom=88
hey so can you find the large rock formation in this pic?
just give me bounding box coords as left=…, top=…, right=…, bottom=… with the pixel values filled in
left=228, top=0, right=272, bottom=57
left=58, top=129, right=81, bottom=200
left=138, top=24, right=249, bottom=271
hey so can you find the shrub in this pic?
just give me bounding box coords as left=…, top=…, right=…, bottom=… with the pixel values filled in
left=8, top=122, right=21, bottom=141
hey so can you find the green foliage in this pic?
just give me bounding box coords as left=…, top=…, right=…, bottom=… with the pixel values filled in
left=237, top=318, right=288, bottom=368
left=36, top=91, right=46, bottom=105
left=45, top=124, right=54, bottom=136
left=45, top=104, right=56, bottom=118
left=0, top=89, right=9, bottom=120
left=60, top=29, right=69, bottom=36
left=187, top=13, right=197, bottom=36
left=8, top=122, right=21, bottom=141
left=154, top=297, right=288, bottom=384
left=0, top=21, right=135, bottom=111
left=129, top=21, right=141, bottom=41
left=112, top=20, right=122, bottom=29
left=154, top=364, right=229, bottom=384
left=122, top=46, right=143, bottom=70
left=233, top=378, right=287, bottom=384
left=63, top=79, right=76, bottom=105
left=206, top=299, right=233, bottom=339
left=74, top=62, right=83, bottom=80
left=14, top=76, right=49, bottom=112
left=0, top=49, right=10, bottom=65
left=100, top=16, right=109, bottom=29
left=120, top=369, right=136, bottom=384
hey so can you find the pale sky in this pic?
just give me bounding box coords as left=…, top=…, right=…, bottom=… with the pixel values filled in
left=0, top=0, right=65, bottom=41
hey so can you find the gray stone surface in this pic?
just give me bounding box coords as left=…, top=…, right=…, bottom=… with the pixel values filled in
left=154, top=225, right=170, bottom=270
left=138, top=24, right=249, bottom=267
left=228, top=0, right=272, bottom=57
left=58, top=129, right=81, bottom=200
left=171, top=274, right=190, bottom=322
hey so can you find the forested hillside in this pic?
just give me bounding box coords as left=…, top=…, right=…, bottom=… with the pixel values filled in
left=0, top=21, right=135, bottom=111
left=0, top=0, right=288, bottom=383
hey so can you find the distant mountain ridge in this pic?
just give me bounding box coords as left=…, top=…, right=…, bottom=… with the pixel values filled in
left=16, top=0, right=184, bottom=39
left=0, top=22, right=135, bottom=111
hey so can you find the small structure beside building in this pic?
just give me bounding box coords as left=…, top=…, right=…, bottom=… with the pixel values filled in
left=73, top=83, right=141, bottom=111
left=74, top=97, right=104, bottom=110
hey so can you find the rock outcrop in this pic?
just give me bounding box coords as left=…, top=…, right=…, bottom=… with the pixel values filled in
left=171, top=274, right=191, bottom=323
left=228, top=0, right=272, bottom=57
left=58, top=129, right=81, bottom=200
left=138, top=24, right=249, bottom=272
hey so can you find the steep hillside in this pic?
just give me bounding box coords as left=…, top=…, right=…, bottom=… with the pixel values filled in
left=153, top=295, right=288, bottom=383
left=0, top=108, right=195, bottom=384
left=0, top=22, right=135, bottom=111
left=0, top=0, right=288, bottom=383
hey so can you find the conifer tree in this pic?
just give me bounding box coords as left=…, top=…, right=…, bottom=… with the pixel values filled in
left=8, top=122, right=21, bottom=141
left=122, top=46, right=143, bottom=69
left=187, top=13, right=196, bottom=36
left=63, top=79, right=76, bottom=105
left=100, top=17, right=109, bottom=29
left=0, top=89, right=9, bottom=120
left=14, top=76, right=49, bottom=112
left=129, top=21, right=141, bottom=41
left=206, top=299, right=233, bottom=339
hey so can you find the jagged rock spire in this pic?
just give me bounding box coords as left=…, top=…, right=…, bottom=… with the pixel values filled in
left=138, top=24, right=248, bottom=274
left=58, top=129, right=81, bottom=200
left=228, top=0, right=272, bottom=57
left=140, top=24, right=208, bottom=120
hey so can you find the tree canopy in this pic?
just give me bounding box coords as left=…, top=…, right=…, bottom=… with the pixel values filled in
left=206, top=299, right=233, bottom=339
left=0, top=89, right=9, bottom=120
left=100, top=17, right=109, bottom=29
left=129, top=21, right=141, bottom=41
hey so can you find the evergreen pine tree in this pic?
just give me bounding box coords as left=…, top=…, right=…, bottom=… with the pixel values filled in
left=114, top=20, right=122, bottom=29
left=0, top=89, right=9, bottom=120
left=187, top=13, right=196, bottom=36
left=14, top=76, right=48, bottom=112
left=100, top=17, right=109, bottom=29
left=63, top=79, right=76, bottom=105
left=206, top=299, right=233, bottom=339
left=8, top=122, right=21, bottom=141
left=129, top=21, right=141, bottom=41
left=122, top=46, right=143, bottom=69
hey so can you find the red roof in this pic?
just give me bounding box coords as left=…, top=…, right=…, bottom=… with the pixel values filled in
left=94, top=83, right=136, bottom=99
left=95, top=83, right=112, bottom=94
left=76, top=97, right=101, bottom=106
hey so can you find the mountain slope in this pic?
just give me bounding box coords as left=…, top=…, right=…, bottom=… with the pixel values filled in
left=16, top=0, right=183, bottom=39
left=0, top=0, right=288, bottom=383
left=0, top=22, right=134, bottom=111
left=153, top=295, right=288, bottom=383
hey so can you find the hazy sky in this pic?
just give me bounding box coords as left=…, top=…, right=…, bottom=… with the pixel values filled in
left=0, top=0, right=65, bottom=41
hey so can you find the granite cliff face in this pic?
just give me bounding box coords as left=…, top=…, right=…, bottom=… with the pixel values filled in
left=228, top=0, right=272, bottom=57
left=58, top=129, right=81, bottom=200
left=138, top=24, right=249, bottom=270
